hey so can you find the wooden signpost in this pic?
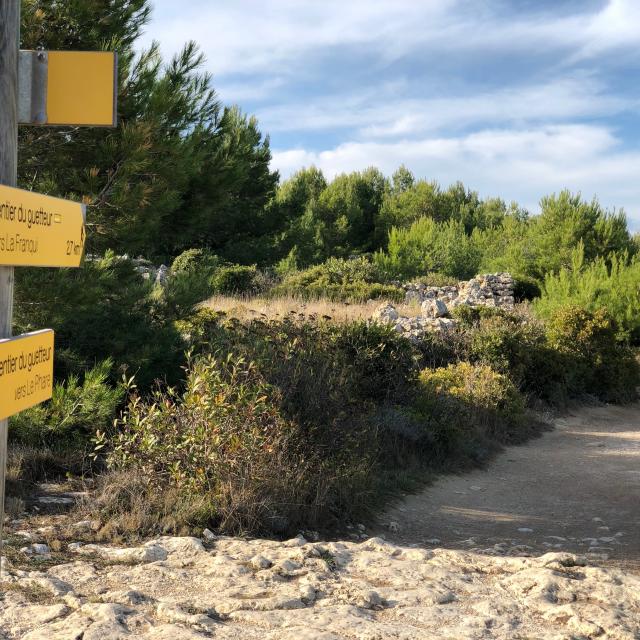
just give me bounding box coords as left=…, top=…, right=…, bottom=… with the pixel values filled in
left=0, top=0, right=117, bottom=575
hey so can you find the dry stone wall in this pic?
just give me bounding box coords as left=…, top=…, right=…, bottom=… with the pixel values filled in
left=375, top=273, right=515, bottom=341
left=404, top=273, right=515, bottom=309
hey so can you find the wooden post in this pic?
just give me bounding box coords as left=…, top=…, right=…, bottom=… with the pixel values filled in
left=0, top=0, right=20, bottom=579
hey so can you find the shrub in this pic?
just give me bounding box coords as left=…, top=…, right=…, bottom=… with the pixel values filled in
left=9, top=360, right=123, bottom=449
left=545, top=306, right=639, bottom=403
left=374, top=217, right=481, bottom=280
left=159, top=268, right=215, bottom=319
left=97, top=353, right=375, bottom=535
left=453, top=308, right=567, bottom=405
left=14, top=252, right=184, bottom=387
left=420, top=362, right=524, bottom=417
left=513, top=276, right=542, bottom=302
left=158, top=250, right=222, bottom=320
left=171, top=248, right=220, bottom=274
left=180, top=312, right=417, bottom=415
left=535, top=247, right=640, bottom=343
left=413, top=362, right=526, bottom=458
left=271, top=256, right=403, bottom=302
left=211, top=264, right=260, bottom=295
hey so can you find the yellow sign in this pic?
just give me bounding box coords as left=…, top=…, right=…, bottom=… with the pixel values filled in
left=0, top=185, right=86, bottom=267
left=47, top=51, right=117, bottom=127
left=0, top=330, right=54, bottom=421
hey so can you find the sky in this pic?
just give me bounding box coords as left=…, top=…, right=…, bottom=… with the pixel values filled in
left=141, top=0, right=640, bottom=227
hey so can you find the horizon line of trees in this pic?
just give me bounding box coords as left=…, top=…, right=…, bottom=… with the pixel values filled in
left=16, top=1, right=638, bottom=279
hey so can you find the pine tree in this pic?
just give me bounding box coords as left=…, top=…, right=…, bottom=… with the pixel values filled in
left=18, top=0, right=277, bottom=259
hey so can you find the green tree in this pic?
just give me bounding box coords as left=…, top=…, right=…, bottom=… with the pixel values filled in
left=375, top=217, right=480, bottom=280
left=19, top=0, right=276, bottom=260
left=275, top=168, right=388, bottom=266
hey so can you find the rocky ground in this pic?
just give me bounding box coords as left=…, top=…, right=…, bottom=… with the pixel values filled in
left=2, top=533, right=639, bottom=639
left=1, top=403, right=639, bottom=639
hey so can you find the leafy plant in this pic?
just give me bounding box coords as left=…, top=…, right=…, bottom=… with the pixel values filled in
left=413, top=362, right=526, bottom=458
left=211, top=264, right=260, bottom=295
left=374, top=217, right=481, bottom=280
left=10, top=360, right=123, bottom=449
left=14, top=252, right=184, bottom=387
left=271, top=257, right=403, bottom=302
left=535, top=246, right=640, bottom=343
left=545, top=306, right=639, bottom=403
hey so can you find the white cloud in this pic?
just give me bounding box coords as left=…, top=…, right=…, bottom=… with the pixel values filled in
left=141, top=0, right=455, bottom=75
left=257, top=76, right=633, bottom=136
left=271, top=124, right=640, bottom=228
left=142, top=0, right=640, bottom=77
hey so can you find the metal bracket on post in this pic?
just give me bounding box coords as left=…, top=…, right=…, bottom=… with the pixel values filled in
left=18, top=50, right=48, bottom=125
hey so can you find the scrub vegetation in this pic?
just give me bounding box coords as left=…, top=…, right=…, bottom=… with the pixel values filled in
left=8, top=0, right=639, bottom=538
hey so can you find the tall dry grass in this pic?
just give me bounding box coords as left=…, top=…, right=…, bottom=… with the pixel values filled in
left=201, top=294, right=420, bottom=323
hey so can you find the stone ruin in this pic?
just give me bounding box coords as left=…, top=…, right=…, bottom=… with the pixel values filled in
left=404, top=273, right=515, bottom=309
left=375, top=273, right=515, bottom=341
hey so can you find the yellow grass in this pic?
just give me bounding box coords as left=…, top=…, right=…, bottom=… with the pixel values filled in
left=201, top=294, right=419, bottom=323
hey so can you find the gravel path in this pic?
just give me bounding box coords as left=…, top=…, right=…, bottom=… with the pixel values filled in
left=379, top=403, right=640, bottom=570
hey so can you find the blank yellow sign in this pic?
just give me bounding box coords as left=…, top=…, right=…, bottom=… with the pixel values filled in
left=0, top=330, right=54, bottom=421
left=0, top=184, right=86, bottom=267
left=47, top=51, right=117, bottom=126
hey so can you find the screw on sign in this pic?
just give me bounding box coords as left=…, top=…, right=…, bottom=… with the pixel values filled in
left=0, top=0, right=117, bottom=578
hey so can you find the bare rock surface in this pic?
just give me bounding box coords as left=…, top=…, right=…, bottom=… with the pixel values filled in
left=2, top=533, right=639, bottom=639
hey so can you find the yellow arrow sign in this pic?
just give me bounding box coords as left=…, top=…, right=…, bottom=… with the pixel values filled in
left=0, top=184, right=86, bottom=267
left=0, top=329, right=54, bottom=421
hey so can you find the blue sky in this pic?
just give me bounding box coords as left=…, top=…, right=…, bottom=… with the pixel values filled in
left=141, top=0, right=640, bottom=227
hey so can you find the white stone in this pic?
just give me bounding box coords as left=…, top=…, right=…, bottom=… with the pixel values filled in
left=421, top=298, right=448, bottom=319
left=2, top=533, right=639, bottom=639
left=21, top=543, right=50, bottom=555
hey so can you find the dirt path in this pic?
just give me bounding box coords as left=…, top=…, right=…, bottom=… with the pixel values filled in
left=378, top=403, right=640, bottom=570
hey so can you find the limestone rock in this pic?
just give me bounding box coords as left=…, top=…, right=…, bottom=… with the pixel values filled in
left=2, top=534, right=638, bottom=639
left=374, top=303, right=399, bottom=323
left=421, top=298, right=448, bottom=318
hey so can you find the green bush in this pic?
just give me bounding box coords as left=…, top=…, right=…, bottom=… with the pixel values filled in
left=10, top=360, right=123, bottom=449
left=181, top=312, right=417, bottom=426
left=97, top=353, right=376, bottom=535
left=271, top=256, right=403, bottom=302
left=159, top=269, right=214, bottom=319
left=449, top=308, right=566, bottom=405
left=158, top=249, right=222, bottom=319
left=535, top=247, right=640, bottom=343
left=477, top=191, right=636, bottom=285
left=211, top=264, right=260, bottom=295
left=14, top=252, right=184, bottom=387
left=374, top=217, right=481, bottom=280
left=171, top=248, right=220, bottom=274
left=419, top=362, right=524, bottom=417
left=413, top=362, right=526, bottom=456
left=545, top=306, right=639, bottom=403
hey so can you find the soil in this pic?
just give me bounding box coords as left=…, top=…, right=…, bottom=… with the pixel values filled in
left=378, top=402, right=640, bottom=571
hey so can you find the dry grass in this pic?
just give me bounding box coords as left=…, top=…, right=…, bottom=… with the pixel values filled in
left=0, top=581, right=56, bottom=604
left=201, top=294, right=420, bottom=323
